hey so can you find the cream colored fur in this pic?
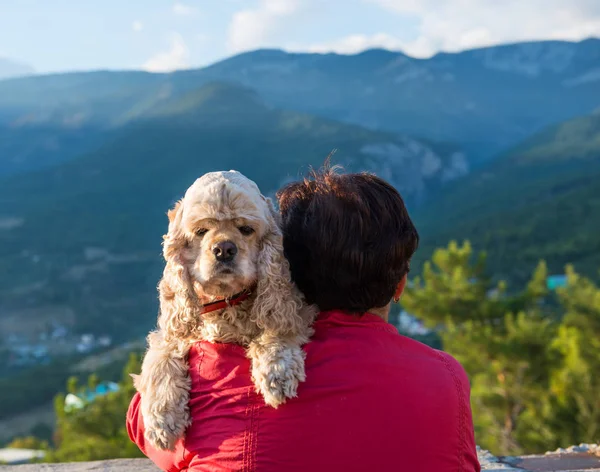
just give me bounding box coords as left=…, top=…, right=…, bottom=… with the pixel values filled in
left=132, top=171, right=315, bottom=451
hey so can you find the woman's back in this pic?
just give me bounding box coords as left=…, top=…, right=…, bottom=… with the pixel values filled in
left=128, top=310, right=480, bottom=471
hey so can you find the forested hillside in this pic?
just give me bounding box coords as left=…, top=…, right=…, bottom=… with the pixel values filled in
left=414, top=112, right=600, bottom=283
left=0, top=82, right=463, bottom=342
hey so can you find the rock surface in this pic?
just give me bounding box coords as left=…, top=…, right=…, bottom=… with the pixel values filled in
left=3, top=446, right=600, bottom=471
left=480, top=444, right=600, bottom=471
left=0, top=459, right=159, bottom=471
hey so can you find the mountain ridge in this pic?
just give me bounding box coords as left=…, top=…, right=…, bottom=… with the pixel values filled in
left=1, top=38, right=599, bottom=166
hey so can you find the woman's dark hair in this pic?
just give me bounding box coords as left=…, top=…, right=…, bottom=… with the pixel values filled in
left=277, top=167, right=419, bottom=313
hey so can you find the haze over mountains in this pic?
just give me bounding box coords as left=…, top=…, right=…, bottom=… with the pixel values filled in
left=1, top=38, right=599, bottom=166
left=0, top=38, right=599, bottom=341
left=0, top=57, right=34, bottom=80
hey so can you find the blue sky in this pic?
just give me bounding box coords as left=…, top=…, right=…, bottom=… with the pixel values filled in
left=1, top=0, right=599, bottom=73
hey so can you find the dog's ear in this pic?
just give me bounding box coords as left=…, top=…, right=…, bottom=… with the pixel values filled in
left=250, top=197, right=305, bottom=335
left=164, top=200, right=184, bottom=260
left=158, top=200, right=202, bottom=341
left=167, top=200, right=181, bottom=224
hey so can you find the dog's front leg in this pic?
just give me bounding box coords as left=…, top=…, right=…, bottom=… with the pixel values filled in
left=132, top=331, right=191, bottom=451
left=247, top=332, right=309, bottom=408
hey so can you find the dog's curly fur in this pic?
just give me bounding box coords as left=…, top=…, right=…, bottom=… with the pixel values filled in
left=132, top=171, right=316, bottom=451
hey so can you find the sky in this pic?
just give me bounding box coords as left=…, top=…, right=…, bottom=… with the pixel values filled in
left=0, top=0, right=599, bottom=74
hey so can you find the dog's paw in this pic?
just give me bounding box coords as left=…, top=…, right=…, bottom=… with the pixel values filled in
left=141, top=392, right=191, bottom=451
left=143, top=404, right=190, bottom=451
left=252, top=344, right=306, bottom=408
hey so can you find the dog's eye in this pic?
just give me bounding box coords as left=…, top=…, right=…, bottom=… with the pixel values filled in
left=238, top=226, right=255, bottom=236
left=196, top=229, right=208, bottom=237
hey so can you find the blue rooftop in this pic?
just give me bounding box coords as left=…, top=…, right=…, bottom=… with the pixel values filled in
left=64, top=381, right=120, bottom=411
left=547, top=275, right=568, bottom=290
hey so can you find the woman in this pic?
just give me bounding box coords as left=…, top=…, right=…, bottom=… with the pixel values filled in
left=127, top=168, right=480, bottom=472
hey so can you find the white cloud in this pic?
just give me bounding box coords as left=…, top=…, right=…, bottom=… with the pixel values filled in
left=132, top=20, right=143, bottom=33
left=227, top=0, right=302, bottom=53
left=241, top=0, right=600, bottom=59
left=305, top=33, right=406, bottom=55
left=367, top=0, right=600, bottom=57
left=173, top=2, right=197, bottom=16
left=143, top=33, right=189, bottom=72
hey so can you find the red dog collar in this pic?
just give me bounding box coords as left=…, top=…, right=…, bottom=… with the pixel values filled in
left=199, top=288, right=254, bottom=315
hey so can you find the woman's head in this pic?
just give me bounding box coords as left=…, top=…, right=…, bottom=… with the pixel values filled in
left=277, top=168, right=419, bottom=314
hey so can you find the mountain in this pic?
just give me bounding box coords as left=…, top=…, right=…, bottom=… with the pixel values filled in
left=195, top=39, right=600, bottom=160
left=0, top=70, right=160, bottom=176
left=0, top=82, right=465, bottom=341
left=0, top=127, right=108, bottom=176
left=1, top=39, right=599, bottom=170
left=0, top=58, right=34, bottom=80
left=1, top=39, right=599, bottom=337
left=413, top=112, right=600, bottom=283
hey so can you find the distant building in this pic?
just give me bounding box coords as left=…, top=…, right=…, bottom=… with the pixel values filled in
left=0, top=448, right=45, bottom=465
left=50, top=324, right=68, bottom=340
left=31, top=345, right=48, bottom=359
left=547, top=275, right=568, bottom=291
left=64, top=381, right=120, bottom=411
left=398, top=310, right=431, bottom=336
left=97, top=335, right=112, bottom=347
left=76, top=334, right=95, bottom=353
left=7, top=343, right=50, bottom=367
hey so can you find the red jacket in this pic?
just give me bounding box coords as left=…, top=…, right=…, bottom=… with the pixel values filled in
left=127, top=310, right=480, bottom=472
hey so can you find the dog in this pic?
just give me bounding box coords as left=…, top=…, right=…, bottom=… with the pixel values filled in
left=133, top=170, right=316, bottom=450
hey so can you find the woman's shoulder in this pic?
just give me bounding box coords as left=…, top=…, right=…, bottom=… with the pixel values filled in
left=307, top=311, right=471, bottom=392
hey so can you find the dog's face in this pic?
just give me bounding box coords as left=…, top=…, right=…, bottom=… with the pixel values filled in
left=184, top=215, right=262, bottom=296
left=159, top=170, right=307, bottom=341
left=168, top=171, right=272, bottom=299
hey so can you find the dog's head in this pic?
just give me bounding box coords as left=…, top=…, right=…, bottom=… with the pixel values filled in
left=166, top=171, right=273, bottom=297
left=158, top=170, right=304, bottom=340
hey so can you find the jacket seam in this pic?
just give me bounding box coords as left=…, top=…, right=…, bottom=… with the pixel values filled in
left=242, top=388, right=253, bottom=472
left=436, top=351, right=467, bottom=472
left=181, top=348, right=205, bottom=471
left=249, top=392, right=260, bottom=471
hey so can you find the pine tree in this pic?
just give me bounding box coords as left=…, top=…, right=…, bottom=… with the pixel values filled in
left=545, top=267, right=600, bottom=445
left=402, top=241, right=560, bottom=455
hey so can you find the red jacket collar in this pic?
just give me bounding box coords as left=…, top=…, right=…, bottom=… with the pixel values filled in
left=316, top=309, right=398, bottom=333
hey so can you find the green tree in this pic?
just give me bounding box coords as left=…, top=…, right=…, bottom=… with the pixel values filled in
left=67, top=376, right=78, bottom=395
left=43, top=353, right=144, bottom=462
left=544, top=267, right=600, bottom=445
left=87, top=374, right=99, bottom=392
left=403, top=242, right=560, bottom=455
left=7, top=436, right=49, bottom=450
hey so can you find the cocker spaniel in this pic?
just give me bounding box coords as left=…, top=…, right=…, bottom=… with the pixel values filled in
left=133, top=170, right=316, bottom=450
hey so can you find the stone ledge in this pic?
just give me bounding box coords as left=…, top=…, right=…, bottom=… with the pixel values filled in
left=2, top=446, right=600, bottom=471
left=480, top=444, right=600, bottom=471
left=0, top=459, right=159, bottom=471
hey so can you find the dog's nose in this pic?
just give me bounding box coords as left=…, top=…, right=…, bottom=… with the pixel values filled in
left=212, top=241, right=238, bottom=262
